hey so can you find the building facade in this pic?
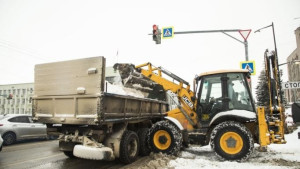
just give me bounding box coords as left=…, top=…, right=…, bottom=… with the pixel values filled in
left=0, top=83, right=34, bottom=115
left=285, top=27, right=300, bottom=103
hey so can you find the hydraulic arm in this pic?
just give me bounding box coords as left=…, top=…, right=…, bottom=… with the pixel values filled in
left=257, top=49, right=286, bottom=150
left=134, top=63, right=199, bottom=130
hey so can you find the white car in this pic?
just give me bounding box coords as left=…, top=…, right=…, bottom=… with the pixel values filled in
left=0, top=114, right=47, bottom=145
left=0, top=134, right=3, bottom=151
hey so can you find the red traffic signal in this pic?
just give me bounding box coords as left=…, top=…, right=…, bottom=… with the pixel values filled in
left=153, top=24, right=158, bottom=30
left=7, top=94, right=13, bottom=99
left=152, top=24, right=161, bottom=44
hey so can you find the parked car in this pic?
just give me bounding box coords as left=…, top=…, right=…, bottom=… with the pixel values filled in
left=0, top=114, right=47, bottom=145
left=0, top=134, right=3, bottom=151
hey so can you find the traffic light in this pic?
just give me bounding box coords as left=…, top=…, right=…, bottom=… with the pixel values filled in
left=152, top=24, right=161, bottom=44
left=7, top=94, right=13, bottom=99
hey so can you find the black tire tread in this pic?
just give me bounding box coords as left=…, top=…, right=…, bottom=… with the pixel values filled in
left=148, top=121, right=182, bottom=156
left=3, top=132, right=16, bottom=145
left=210, top=121, right=254, bottom=161
left=137, top=128, right=150, bottom=156
left=63, top=151, right=76, bottom=158
left=119, top=130, right=139, bottom=164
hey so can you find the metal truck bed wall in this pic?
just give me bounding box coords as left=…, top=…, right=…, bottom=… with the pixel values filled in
left=32, top=56, right=167, bottom=125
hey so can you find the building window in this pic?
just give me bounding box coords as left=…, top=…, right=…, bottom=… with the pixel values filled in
left=17, top=89, right=20, bottom=95
left=22, top=89, right=26, bottom=95
left=0, top=90, right=2, bottom=95
left=22, top=98, right=25, bottom=104
left=4, top=90, right=6, bottom=95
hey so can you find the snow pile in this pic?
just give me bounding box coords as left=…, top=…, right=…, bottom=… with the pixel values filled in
left=122, top=153, right=175, bottom=169
left=285, top=108, right=294, bottom=127
left=105, top=81, right=146, bottom=98
left=168, top=127, right=300, bottom=169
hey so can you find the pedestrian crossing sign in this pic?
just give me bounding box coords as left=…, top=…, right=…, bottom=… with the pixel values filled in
left=162, top=27, right=174, bottom=39
left=240, top=60, right=256, bottom=75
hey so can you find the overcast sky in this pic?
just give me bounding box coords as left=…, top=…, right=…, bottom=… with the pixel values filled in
left=0, top=0, right=300, bottom=95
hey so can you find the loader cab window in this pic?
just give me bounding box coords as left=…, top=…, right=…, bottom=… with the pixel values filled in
left=197, top=75, right=223, bottom=121
left=196, top=72, right=254, bottom=122
left=227, top=73, right=254, bottom=112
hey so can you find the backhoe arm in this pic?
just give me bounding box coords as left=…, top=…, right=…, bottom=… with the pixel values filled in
left=258, top=49, right=286, bottom=150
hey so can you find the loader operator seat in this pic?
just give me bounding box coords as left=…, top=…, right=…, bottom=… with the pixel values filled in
left=228, top=82, right=238, bottom=109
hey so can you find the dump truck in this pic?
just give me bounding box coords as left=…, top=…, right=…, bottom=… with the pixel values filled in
left=32, top=57, right=169, bottom=164
left=114, top=49, right=286, bottom=161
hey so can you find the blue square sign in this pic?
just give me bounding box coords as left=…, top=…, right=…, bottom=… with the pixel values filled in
left=162, top=27, right=174, bottom=39
left=240, top=61, right=256, bottom=75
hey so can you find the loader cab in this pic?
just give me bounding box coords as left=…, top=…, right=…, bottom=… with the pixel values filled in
left=195, top=70, right=255, bottom=126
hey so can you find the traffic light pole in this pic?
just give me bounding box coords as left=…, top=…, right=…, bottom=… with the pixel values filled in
left=173, top=29, right=250, bottom=61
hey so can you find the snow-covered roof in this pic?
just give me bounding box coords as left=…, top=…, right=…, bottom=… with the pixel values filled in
left=199, top=69, right=250, bottom=77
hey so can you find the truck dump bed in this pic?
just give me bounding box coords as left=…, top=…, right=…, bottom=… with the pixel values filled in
left=33, top=57, right=168, bottom=125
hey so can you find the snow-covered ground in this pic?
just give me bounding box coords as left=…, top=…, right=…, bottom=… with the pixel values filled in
left=124, top=126, right=300, bottom=169
left=169, top=127, right=300, bottom=169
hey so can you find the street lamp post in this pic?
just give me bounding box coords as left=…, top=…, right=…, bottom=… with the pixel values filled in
left=255, top=22, right=283, bottom=103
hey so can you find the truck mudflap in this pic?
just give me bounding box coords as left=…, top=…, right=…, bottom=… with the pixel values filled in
left=73, top=136, right=115, bottom=161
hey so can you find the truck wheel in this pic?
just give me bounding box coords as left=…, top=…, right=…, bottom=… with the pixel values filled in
left=137, top=128, right=150, bottom=156
left=119, top=130, right=139, bottom=164
left=210, top=121, right=254, bottom=161
left=148, top=121, right=182, bottom=156
left=3, top=132, right=16, bottom=145
left=63, top=151, right=76, bottom=158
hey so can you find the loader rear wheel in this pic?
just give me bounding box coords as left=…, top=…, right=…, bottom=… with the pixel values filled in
left=137, top=128, right=150, bottom=156
left=119, top=130, right=139, bottom=164
left=210, top=121, right=254, bottom=161
left=148, top=121, right=182, bottom=156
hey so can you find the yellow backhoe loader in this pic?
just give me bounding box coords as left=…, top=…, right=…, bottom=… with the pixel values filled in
left=115, top=49, right=286, bottom=161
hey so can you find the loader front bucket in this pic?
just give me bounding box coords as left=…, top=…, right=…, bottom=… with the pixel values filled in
left=113, top=63, right=166, bottom=101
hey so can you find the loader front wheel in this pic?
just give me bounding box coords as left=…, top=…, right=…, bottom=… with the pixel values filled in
left=148, top=121, right=182, bottom=156
left=119, top=130, right=139, bottom=164
left=210, top=121, right=254, bottom=161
